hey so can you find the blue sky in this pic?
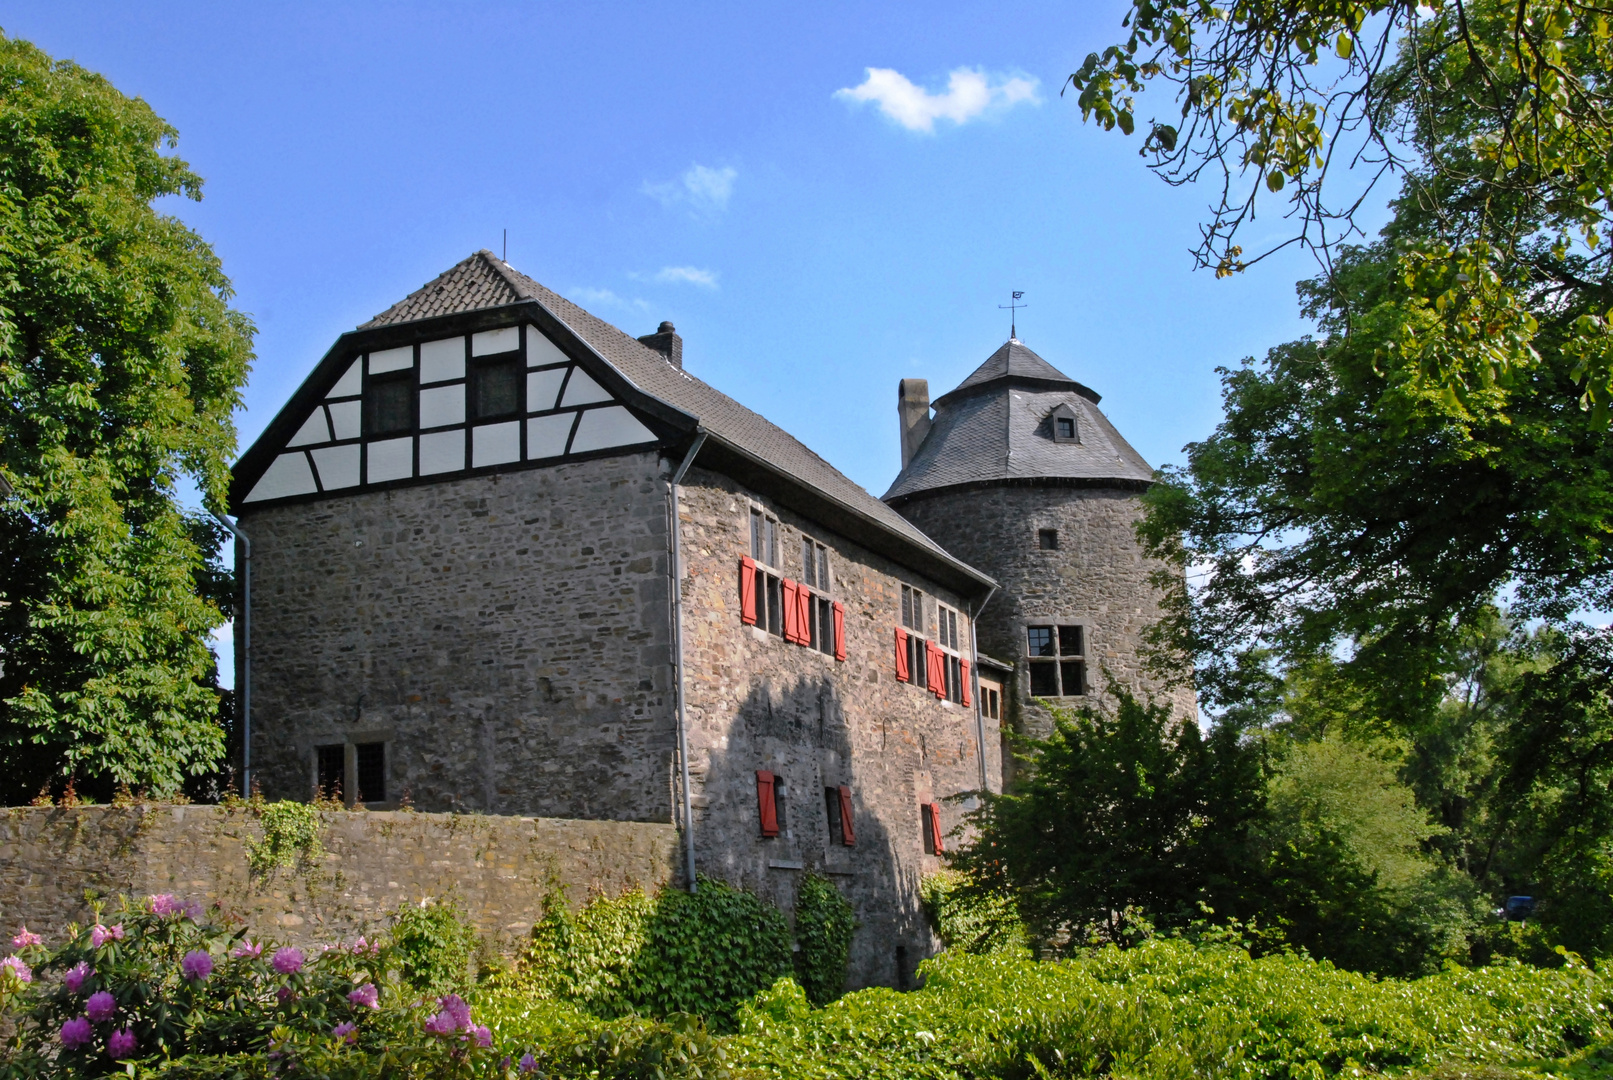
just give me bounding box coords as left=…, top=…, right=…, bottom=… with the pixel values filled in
left=7, top=3, right=1368, bottom=681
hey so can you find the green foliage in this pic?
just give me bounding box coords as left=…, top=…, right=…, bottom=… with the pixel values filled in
left=793, top=875, right=856, bottom=1006
left=953, top=689, right=1265, bottom=949
left=726, top=940, right=1613, bottom=1080
left=390, top=898, right=481, bottom=994
left=243, top=800, right=325, bottom=879
left=1258, top=736, right=1477, bottom=976
left=919, top=870, right=1026, bottom=956
left=0, top=33, right=254, bottom=802
left=512, top=877, right=791, bottom=1026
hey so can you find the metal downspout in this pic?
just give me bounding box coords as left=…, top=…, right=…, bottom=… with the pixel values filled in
left=968, top=584, right=998, bottom=794
left=211, top=513, right=252, bottom=795
left=669, top=431, right=708, bottom=892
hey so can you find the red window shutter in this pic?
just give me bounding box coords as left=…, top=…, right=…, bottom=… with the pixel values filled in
left=832, top=602, right=846, bottom=661
left=796, top=585, right=813, bottom=645
left=756, top=771, right=779, bottom=837
left=782, top=579, right=799, bottom=642
left=837, top=785, right=856, bottom=846
left=927, top=803, right=945, bottom=854
left=894, top=628, right=910, bottom=682
left=960, top=659, right=972, bottom=706
left=928, top=643, right=945, bottom=697
left=739, top=557, right=757, bottom=625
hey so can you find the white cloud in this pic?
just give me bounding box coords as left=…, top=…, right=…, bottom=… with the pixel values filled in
left=567, top=287, right=649, bottom=312
left=642, top=164, right=738, bottom=212
left=652, top=266, right=719, bottom=289
left=834, top=66, right=1040, bottom=133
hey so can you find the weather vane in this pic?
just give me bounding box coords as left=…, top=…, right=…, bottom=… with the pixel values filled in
left=999, top=291, right=1027, bottom=340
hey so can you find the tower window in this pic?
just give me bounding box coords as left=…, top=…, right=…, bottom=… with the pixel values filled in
left=1057, top=417, right=1076, bottom=439
left=1027, top=623, right=1086, bottom=697
left=1049, top=403, right=1080, bottom=443
left=471, top=356, right=522, bottom=419
left=1038, top=528, right=1058, bottom=550
left=316, top=744, right=344, bottom=801
left=364, top=373, right=414, bottom=436
left=355, top=742, right=386, bottom=803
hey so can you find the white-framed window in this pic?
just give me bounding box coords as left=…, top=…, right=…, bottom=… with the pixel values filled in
left=935, top=602, right=966, bottom=704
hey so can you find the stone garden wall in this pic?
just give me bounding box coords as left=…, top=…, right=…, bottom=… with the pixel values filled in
left=0, top=805, right=676, bottom=951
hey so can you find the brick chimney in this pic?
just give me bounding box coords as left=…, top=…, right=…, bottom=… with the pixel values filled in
left=898, top=379, right=932, bottom=469
left=637, top=321, right=682, bottom=369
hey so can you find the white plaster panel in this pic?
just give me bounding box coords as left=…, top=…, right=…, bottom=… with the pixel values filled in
left=471, top=326, right=520, bottom=356
left=328, top=400, right=362, bottom=441
left=419, top=385, right=465, bottom=428
left=327, top=360, right=361, bottom=399
left=526, top=325, right=569, bottom=367
left=420, top=337, right=465, bottom=383
left=526, top=413, right=575, bottom=459
left=310, top=444, right=361, bottom=490
left=418, top=430, right=464, bottom=475
left=368, top=345, right=414, bottom=374
left=242, top=453, right=317, bottom=502
left=472, top=421, right=521, bottom=467
left=569, top=406, right=656, bottom=454
left=287, top=408, right=331, bottom=447
left=560, top=368, right=612, bottom=407
left=366, top=437, right=414, bottom=483
left=526, top=368, right=566, bottom=412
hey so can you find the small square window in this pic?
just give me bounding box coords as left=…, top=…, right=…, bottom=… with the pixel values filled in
left=1059, top=625, right=1083, bottom=656
left=355, top=742, right=386, bottom=803
left=1027, top=626, right=1055, bottom=657
left=364, top=374, right=413, bottom=436
left=472, top=357, right=522, bottom=420
left=1029, top=662, right=1059, bottom=696
left=1057, top=417, right=1076, bottom=439
left=316, top=744, right=344, bottom=801
left=1038, top=528, right=1058, bottom=550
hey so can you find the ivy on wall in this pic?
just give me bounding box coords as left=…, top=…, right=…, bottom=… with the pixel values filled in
left=243, top=800, right=325, bottom=879
left=793, top=875, right=856, bottom=1006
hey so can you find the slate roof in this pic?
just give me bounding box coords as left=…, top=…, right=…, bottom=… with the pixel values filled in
left=354, top=251, right=991, bottom=591
left=883, top=339, right=1155, bottom=504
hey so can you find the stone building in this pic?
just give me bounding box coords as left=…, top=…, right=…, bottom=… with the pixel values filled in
left=231, top=251, right=999, bottom=989
left=229, top=251, right=1183, bottom=986
left=883, top=339, right=1196, bottom=751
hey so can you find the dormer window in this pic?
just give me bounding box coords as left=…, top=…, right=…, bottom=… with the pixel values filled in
left=1050, top=403, right=1079, bottom=444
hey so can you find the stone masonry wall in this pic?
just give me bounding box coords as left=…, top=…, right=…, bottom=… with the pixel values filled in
left=239, top=452, right=676, bottom=821
left=676, top=467, right=1001, bottom=990
left=0, top=805, right=675, bottom=952
left=897, top=486, right=1196, bottom=749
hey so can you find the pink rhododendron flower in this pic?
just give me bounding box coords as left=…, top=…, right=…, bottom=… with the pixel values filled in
left=423, top=1011, right=458, bottom=1036
left=271, top=947, right=304, bottom=975
left=424, top=994, right=476, bottom=1037
left=107, top=1028, right=138, bottom=1060
left=85, top=991, right=117, bottom=1023
left=148, top=895, right=202, bottom=920
left=276, top=986, right=296, bottom=1004
left=64, top=962, right=92, bottom=994
left=1, top=956, right=31, bottom=984
left=181, top=950, right=213, bottom=981
left=349, top=935, right=379, bottom=956
left=89, top=924, right=124, bottom=948
left=232, top=939, right=262, bottom=959
left=11, top=927, right=41, bottom=948
left=333, top=1021, right=358, bottom=1044
left=519, top=1053, right=539, bottom=1073
left=60, top=1016, right=93, bottom=1049
left=472, top=1025, right=492, bottom=1048
left=347, top=982, right=379, bottom=1010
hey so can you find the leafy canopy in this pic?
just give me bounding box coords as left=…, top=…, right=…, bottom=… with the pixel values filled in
left=0, top=34, right=252, bottom=800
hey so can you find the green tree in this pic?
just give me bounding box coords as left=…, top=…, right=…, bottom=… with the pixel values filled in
left=955, top=690, right=1266, bottom=949
left=0, top=34, right=252, bottom=801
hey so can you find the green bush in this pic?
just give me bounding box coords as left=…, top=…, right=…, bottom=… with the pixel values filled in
left=512, top=876, right=791, bottom=1026
left=390, top=898, right=481, bottom=994
left=793, top=875, right=856, bottom=1006
left=919, top=870, right=1026, bottom=956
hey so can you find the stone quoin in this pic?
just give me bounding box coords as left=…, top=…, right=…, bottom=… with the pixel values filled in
left=229, top=251, right=1190, bottom=988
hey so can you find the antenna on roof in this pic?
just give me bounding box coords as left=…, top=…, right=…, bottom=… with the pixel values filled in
left=502, top=229, right=507, bottom=262
left=998, top=291, right=1027, bottom=342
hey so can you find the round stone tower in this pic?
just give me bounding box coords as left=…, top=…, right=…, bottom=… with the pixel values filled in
left=883, top=338, right=1194, bottom=747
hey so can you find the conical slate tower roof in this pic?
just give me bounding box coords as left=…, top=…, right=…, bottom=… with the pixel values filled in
left=883, top=338, right=1155, bottom=504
